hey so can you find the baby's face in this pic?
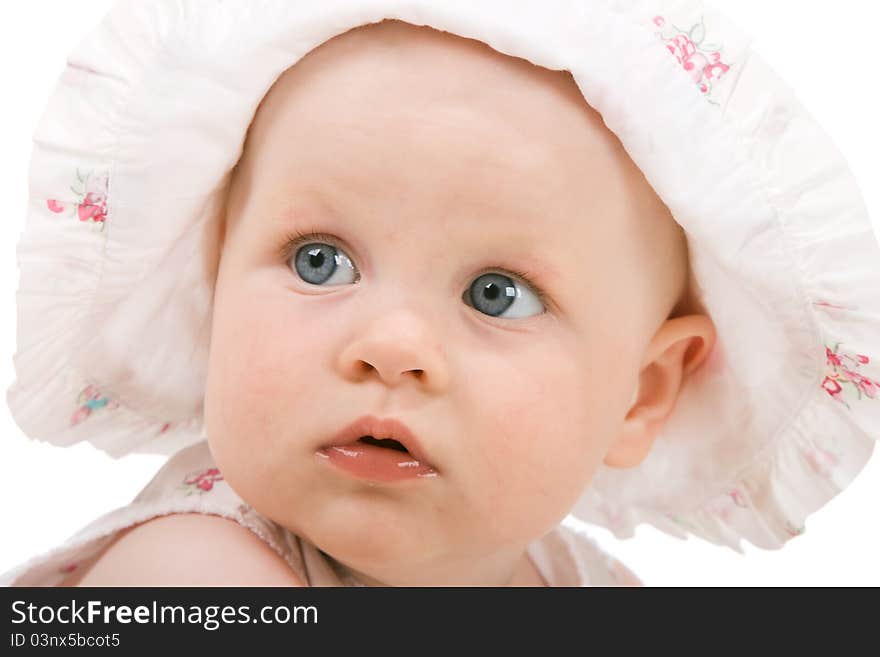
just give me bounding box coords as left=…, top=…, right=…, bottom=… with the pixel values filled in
left=205, top=21, right=688, bottom=584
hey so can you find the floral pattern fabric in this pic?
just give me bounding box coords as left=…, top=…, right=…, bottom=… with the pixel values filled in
left=652, top=15, right=731, bottom=103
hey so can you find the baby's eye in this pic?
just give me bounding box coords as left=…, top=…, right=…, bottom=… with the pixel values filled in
left=463, top=272, right=545, bottom=319
left=287, top=234, right=546, bottom=320
left=290, top=241, right=358, bottom=286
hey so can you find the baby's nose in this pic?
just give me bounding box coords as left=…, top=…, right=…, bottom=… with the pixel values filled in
left=336, top=311, right=449, bottom=392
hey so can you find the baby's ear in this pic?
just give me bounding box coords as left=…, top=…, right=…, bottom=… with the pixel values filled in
left=603, top=315, right=716, bottom=469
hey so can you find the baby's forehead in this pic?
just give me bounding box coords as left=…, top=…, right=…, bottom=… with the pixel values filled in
left=248, top=19, right=616, bottom=174
left=233, top=20, right=681, bottom=288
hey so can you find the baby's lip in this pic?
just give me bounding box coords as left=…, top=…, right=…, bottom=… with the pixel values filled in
left=322, top=415, right=437, bottom=471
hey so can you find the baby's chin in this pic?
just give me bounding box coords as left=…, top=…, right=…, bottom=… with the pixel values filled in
left=298, top=516, right=465, bottom=586
left=285, top=487, right=447, bottom=563
left=282, top=489, right=552, bottom=585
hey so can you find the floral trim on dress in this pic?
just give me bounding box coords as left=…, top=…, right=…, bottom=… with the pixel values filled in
left=178, top=468, right=224, bottom=495
left=822, top=344, right=879, bottom=408
left=46, top=168, right=108, bottom=230
left=652, top=15, right=731, bottom=105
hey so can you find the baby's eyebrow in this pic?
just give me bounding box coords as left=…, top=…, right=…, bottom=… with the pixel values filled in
left=501, top=251, right=561, bottom=288
left=272, top=195, right=564, bottom=290
left=271, top=195, right=334, bottom=230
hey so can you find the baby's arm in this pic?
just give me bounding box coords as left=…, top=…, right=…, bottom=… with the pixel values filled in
left=62, top=513, right=305, bottom=587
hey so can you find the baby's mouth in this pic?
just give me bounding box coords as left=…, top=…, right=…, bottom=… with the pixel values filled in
left=316, top=433, right=438, bottom=483
left=357, top=435, right=410, bottom=453
left=315, top=415, right=439, bottom=481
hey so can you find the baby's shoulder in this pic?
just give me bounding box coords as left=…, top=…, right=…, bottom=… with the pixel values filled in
left=66, top=441, right=309, bottom=585
left=64, top=512, right=305, bottom=586
left=0, top=441, right=309, bottom=587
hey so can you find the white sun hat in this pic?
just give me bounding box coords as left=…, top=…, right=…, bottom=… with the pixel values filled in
left=8, top=0, right=880, bottom=554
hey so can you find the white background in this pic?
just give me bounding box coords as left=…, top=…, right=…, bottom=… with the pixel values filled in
left=0, top=1, right=878, bottom=586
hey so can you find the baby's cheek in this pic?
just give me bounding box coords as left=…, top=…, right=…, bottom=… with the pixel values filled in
left=205, top=296, right=318, bottom=482
left=216, top=315, right=315, bottom=431
left=472, top=347, right=615, bottom=534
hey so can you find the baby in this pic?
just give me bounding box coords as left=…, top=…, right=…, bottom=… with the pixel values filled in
left=3, top=1, right=877, bottom=587
left=78, top=20, right=712, bottom=587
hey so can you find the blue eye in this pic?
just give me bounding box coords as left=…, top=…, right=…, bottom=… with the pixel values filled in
left=284, top=231, right=548, bottom=319
left=463, top=272, right=545, bottom=319
left=290, top=240, right=358, bottom=286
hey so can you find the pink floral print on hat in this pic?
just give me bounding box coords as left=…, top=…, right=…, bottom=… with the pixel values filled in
left=70, top=385, right=119, bottom=426
left=46, top=168, right=108, bottom=229
left=823, top=344, right=879, bottom=408
left=652, top=15, right=731, bottom=103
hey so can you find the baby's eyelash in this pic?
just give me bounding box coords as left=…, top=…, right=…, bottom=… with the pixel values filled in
left=497, top=266, right=552, bottom=309
left=279, top=228, right=344, bottom=263
left=280, top=229, right=553, bottom=308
